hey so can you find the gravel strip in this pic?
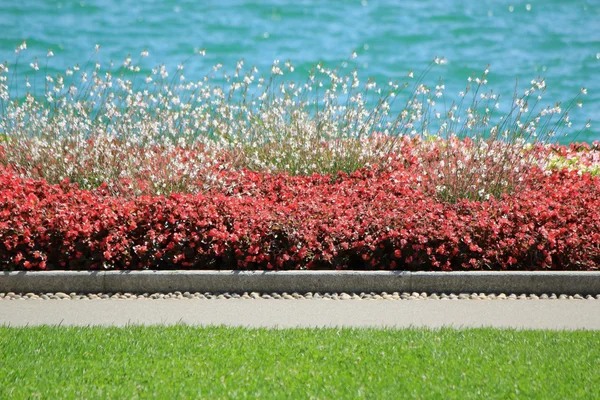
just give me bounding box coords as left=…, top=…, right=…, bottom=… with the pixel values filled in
left=1, top=292, right=599, bottom=300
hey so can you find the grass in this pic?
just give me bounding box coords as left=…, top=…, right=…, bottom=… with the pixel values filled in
left=0, top=326, right=598, bottom=399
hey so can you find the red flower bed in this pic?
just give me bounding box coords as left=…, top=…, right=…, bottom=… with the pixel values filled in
left=1, top=157, right=599, bottom=271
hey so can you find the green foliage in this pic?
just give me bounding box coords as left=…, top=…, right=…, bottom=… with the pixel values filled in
left=547, top=155, right=600, bottom=176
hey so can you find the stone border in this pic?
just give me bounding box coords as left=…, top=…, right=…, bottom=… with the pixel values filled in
left=1, top=270, right=600, bottom=295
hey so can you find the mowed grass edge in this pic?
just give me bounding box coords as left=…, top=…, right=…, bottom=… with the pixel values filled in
left=0, top=326, right=598, bottom=399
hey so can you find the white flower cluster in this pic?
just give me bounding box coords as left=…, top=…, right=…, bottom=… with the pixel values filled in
left=0, top=46, right=587, bottom=200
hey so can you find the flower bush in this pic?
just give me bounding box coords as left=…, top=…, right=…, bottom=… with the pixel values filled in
left=1, top=140, right=599, bottom=271
left=1, top=46, right=598, bottom=271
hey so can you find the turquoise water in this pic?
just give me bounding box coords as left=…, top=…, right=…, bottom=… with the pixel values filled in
left=1, top=0, right=599, bottom=142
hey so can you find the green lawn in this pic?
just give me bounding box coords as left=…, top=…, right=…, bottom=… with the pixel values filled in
left=0, top=326, right=598, bottom=399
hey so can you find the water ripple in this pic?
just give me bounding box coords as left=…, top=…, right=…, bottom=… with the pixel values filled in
left=0, top=0, right=597, bottom=142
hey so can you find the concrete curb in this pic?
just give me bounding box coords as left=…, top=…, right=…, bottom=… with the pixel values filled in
left=1, top=270, right=600, bottom=295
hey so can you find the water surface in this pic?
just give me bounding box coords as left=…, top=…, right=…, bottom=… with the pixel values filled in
left=1, top=0, right=598, bottom=142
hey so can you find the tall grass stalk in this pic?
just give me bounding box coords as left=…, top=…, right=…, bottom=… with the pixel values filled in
left=0, top=43, right=591, bottom=201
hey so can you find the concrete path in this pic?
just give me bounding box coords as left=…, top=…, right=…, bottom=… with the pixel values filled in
left=1, top=299, right=599, bottom=330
